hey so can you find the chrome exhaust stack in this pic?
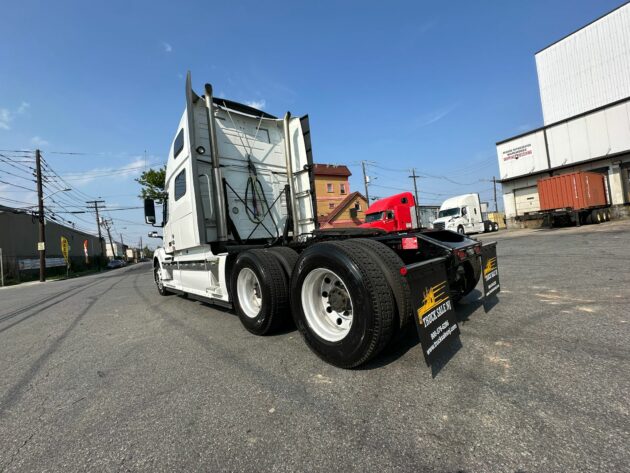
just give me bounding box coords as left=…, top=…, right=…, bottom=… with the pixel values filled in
left=283, top=112, right=299, bottom=237
left=204, top=83, right=229, bottom=243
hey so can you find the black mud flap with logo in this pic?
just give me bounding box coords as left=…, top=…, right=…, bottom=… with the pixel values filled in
left=481, top=242, right=500, bottom=300
left=405, top=257, right=460, bottom=366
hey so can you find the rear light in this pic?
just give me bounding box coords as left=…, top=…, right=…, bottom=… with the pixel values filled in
left=399, top=267, right=408, bottom=276
left=402, top=237, right=418, bottom=250
left=454, top=249, right=467, bottom=261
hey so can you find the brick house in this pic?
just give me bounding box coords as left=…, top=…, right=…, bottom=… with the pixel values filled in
left=312, top=164, right=368, bottom=228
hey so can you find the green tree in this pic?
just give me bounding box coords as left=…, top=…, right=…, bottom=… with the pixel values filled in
left=136, top=166, right=166, bottom=202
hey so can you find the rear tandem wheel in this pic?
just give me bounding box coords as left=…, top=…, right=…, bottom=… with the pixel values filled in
left=290, top=241, right=396, bottom=368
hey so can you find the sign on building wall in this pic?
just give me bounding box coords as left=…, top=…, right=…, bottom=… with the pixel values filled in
left=497, top=130, right=549, bottom=180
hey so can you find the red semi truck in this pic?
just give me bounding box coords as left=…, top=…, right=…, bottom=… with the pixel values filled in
left=537, top=171, right=611, bottom=226
left=361, top=192, right=418, bottom=232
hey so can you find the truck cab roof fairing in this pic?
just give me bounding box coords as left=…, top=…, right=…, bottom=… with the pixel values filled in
left=210, top=97, right=277, bottom=120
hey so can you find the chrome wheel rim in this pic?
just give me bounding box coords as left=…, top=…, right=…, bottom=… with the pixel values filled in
left=155, top=267, right=163, bottom=291
left=237, top=267, right=262, bottom=318
left=301, top=268, right=353, bottom=342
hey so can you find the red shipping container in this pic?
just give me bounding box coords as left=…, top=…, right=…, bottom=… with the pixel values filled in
left=537, top=172, right=608, bottom=211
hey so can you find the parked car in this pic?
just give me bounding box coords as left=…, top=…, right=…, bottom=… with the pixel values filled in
left=107, top=259, right=125, bottom=269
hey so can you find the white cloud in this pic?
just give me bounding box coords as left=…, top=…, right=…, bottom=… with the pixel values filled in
left=416, top=104, right=457, bottom=127
left=0, top=101, right=31, bottom=130
left=0, top=182, right=37, bottom=208
left=31, top=136, right=50, bottom=147
left=17, top=102, right=30, bottom=114
left=245, top=99, right=266, bottom=110
left=63, top=157, right=149, bottom=187
left=162, top=41, right=173, bottom=53
left=0, top=108, right=12, bottom=130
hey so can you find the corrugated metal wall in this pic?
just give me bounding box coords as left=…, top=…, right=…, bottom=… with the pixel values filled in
left=0, top=208, right=102, bottom=258
left=535, top=3, right=630, bottom=125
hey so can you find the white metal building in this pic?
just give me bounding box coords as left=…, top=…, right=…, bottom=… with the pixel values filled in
left=496, top=2, right=630, bottom=226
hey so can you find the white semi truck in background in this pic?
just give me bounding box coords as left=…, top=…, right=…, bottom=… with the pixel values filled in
left=144, top=73, right=500, bottom=368
left=433, top=193, right=499, bottom=235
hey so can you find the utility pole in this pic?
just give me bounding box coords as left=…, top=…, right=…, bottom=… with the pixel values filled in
left=492, top=176, right=498, bottom=212
left=35, top=149, right=46, bottom=282
left=119, top=232, right=125, bottom=260
left=86, top=200, right=106, bottom=258
left=140, top=236, right=143, bottom=259
left=361, top=160, right=370, bottom=204
left=102, top=218, right=115, bottom=260
left=408, top=168, right=421, bottom=229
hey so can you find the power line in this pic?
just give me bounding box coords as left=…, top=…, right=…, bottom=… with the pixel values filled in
left=0, top=179, right=35, bottom=192
left=0, top=154, right=36, bottom=173
left=0, top=167, right=36, bottom=184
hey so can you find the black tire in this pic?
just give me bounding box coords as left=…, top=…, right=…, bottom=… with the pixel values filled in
left=605, top=210, right=611, bottom=221
left=347, top=239, right=412, bottom=328
left=154, top=264, right=172, bottom=296
left=591, top=209, right=602, bottom=224
left=449, top=262, right=480, bottom=303
left=266, top=246, right=299, bottom=280
left=290, top=241, right=395, bottom=368
left=231, top=249, right=289, bottom=335
left=457, top=225, right=465, bottom=235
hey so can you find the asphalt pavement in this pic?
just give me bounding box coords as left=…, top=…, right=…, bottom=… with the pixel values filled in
left=1, top=221, right=629, bottom=472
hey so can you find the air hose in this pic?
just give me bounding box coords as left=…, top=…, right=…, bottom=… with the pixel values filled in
left=244, top=158, right=271, bottom=224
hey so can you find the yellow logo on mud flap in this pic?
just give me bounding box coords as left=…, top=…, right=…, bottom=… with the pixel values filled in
left=484, top=257, right=497, bottom=277
left=417, top=281, right=449, bottom=325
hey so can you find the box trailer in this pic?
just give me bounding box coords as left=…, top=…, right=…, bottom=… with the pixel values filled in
left=537, top=172, right=611, bottom=226
left=144, top=73, right=501, bottom=368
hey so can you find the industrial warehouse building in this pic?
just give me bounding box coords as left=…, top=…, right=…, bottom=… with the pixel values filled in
left=0, top=205, right=103, bottom=281
left=497, top=3, right=630, bottom=226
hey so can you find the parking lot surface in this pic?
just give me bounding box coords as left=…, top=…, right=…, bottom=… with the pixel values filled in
left=1, top=221, right=629, bottom=472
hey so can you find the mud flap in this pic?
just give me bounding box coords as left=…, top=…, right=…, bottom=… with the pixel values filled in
left=405, top=257, right=460, bottom=366
left=480, top=242, right=500, bottom=300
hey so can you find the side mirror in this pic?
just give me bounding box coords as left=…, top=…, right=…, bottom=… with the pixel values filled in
left=148, top=231, right=162, bottom=239
left=144, top=198, right=156, bottom=224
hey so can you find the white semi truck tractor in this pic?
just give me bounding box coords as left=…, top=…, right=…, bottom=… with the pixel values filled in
left=145, top=73, right=500, bottom=368
left=432, top=193, right=499, bottom=235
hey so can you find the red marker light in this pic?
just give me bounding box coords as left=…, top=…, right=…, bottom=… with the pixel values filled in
left=402, top=237, right=418, bottom=250
left=399, top=267, right=408, bottom=276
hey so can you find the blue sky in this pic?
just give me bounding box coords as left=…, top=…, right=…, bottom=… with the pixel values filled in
left=0, top=0, right=623, bottom=246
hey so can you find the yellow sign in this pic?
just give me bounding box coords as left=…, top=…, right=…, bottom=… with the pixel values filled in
left=483, top=257, right=497, bottom=277
left=417, top=280, right=449, bottom=324
left=61, top=237, right=69, bottom=264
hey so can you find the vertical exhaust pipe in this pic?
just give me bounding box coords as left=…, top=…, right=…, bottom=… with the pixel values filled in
left=204, top=83, right=228, bottom=243
left=283, top=112, right=299, bottom=237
